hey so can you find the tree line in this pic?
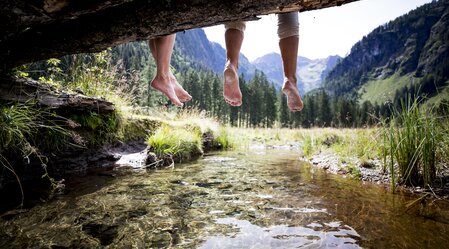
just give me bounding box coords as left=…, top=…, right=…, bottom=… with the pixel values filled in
left=141, top=63, right=397, bottom=128
left=22, top=41, right=447, bottom=129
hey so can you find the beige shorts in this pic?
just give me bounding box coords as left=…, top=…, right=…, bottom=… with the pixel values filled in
left=224, top=12, right=299, bottom=39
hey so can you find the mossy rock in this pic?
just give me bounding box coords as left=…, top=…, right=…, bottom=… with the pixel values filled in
left=322, top=134, right=340, bottom=147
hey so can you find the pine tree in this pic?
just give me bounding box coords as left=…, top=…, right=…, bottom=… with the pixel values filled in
left=279, top=93, right=290, bottom=128
left=265, top=83, right=277, bottom=128
left=317, top=90, right=332, bottom=127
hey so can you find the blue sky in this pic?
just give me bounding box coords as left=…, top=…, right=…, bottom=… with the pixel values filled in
left=204, top=0, right=433, bottom=61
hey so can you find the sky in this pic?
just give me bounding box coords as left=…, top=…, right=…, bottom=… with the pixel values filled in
left=204, top=0, right=433, bottom=61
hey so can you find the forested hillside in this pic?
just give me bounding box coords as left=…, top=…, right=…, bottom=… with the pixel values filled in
left=21, top=25, right=387, bottom=129
left=324, top=0, right=449, bottom=106
left=26, top=0, right=449, bottom=131
left=175, top=29, right=255, bottom=80
left=120, top=32, right=368, bottom=128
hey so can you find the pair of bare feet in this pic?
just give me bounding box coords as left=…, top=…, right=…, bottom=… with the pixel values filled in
left=152, top=66, right=303, bottom=112
left=150, top=73, right=192, bottom=107
left=223, top=62, right=304, bottom=112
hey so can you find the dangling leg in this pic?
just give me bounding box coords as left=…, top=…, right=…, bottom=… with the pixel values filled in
left=223, top=22, right=245, bottom=106
left=149, top=34, right=190, bottom=107
left=169, top=71, right=192, bottom=103
left=150, top=34, right=191, bottom=104
left=278, top=12, right=303, bottom=112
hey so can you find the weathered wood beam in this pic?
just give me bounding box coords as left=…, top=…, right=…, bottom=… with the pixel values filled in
left=0, top=76, right=115, bottom=112
left=0, top=0, right=360, bottom=71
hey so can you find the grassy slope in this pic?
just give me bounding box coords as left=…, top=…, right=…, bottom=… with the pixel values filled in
left=423, top=81, right=449, bottom=108
left=358, top=73, right=417, bottom=104
left=359, top=73, right=449, bottom=107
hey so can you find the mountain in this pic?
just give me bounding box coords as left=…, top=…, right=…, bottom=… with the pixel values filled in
left=251, top=53, right=284, bottom=88
left=252, top=53, right=341, bottom=93
left=324, top=0, right=449, bottom=105
left=174, top=29, right=339, bottom=94
left=174, top=29, right=255, bottom=79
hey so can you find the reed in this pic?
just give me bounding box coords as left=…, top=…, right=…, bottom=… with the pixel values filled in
left=382, top=97, right=442, bottom=187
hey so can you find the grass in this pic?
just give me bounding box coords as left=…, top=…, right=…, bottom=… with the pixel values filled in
left=215, top=127, right=232, bottom=150
left=359, top=73, right=416, bottom=104
left=326, top=129, right=382, bottom=161
left=0, top=103, right=73, bottom=206
left=147, top=125, right=202, bottom=163
left=422, top=81, right=449, bottom=108
left=302, top=135, right=314, bottom=158
left=0, top=104, right=37, bottom=151
left=221, top=127, right=383, bottom=179
left=382, top=98, right=445, bottom=188
left=223, top=127, right=308, bottom=149
left=146, top=109, right=233, bottom=163
left=0, top=103, right=75, bottom=154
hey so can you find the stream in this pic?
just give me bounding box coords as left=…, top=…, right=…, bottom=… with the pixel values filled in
left=1, top=148, right=449, bottom=248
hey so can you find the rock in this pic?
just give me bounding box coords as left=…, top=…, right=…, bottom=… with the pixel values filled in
left=311, top=158, right=321, bottom=165
left=82, top=223, right=118, bottom=246
left=338, top=169, right=348, bottom=175
left=322, top=134, right=339, bottom=147
left=145, top=152, right=159, bottom=168
left=0, top=0, right=360, bottom=71
left=360, top=160, right=376, bottom=169
left=161, top=155, right=175, bottom=168
left=202, top=130, right=221, bottom=152
left=144, top=151, right=174, bottom=168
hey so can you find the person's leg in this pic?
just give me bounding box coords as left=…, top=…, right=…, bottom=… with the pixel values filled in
left=278, top=12, right=303, bottom=112
left=149, top=35, right=191, bottom=105
left=223, top=21, right=245, bottom=106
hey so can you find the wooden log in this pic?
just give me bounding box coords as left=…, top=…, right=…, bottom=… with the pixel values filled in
left=0, top=76, right=115, bottom=112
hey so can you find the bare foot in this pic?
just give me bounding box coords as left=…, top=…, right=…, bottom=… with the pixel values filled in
left=151, top=74, right=183, bottom=107
left=282, top=79, right=303, bottom=112
left=223, top=62, right=242, bottom=106
left=169, top=73, right=192, bottom=103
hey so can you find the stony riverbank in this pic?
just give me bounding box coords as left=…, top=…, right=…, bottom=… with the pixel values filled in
left=305, top=151, right=449, bottom=199
left=306, top=153, right=389, bottom=184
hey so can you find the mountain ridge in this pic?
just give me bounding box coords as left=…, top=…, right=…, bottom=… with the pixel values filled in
left=323, top=0, right=449, bottom=105
left=174, top=29, right=255, bottom=80
left=175, top=29, right=340, bottom=94
left=252, top=52, right=341, bottom=93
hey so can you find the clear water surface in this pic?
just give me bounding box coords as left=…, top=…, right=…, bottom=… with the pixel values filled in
left=1, top=149, right=448, bottom=248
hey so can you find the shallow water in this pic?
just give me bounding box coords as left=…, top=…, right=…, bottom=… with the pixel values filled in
left=1, top=149, right=449, bottom=248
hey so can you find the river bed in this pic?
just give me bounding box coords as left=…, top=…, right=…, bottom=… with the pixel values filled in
left=1, top=149, right=449, bottom=248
